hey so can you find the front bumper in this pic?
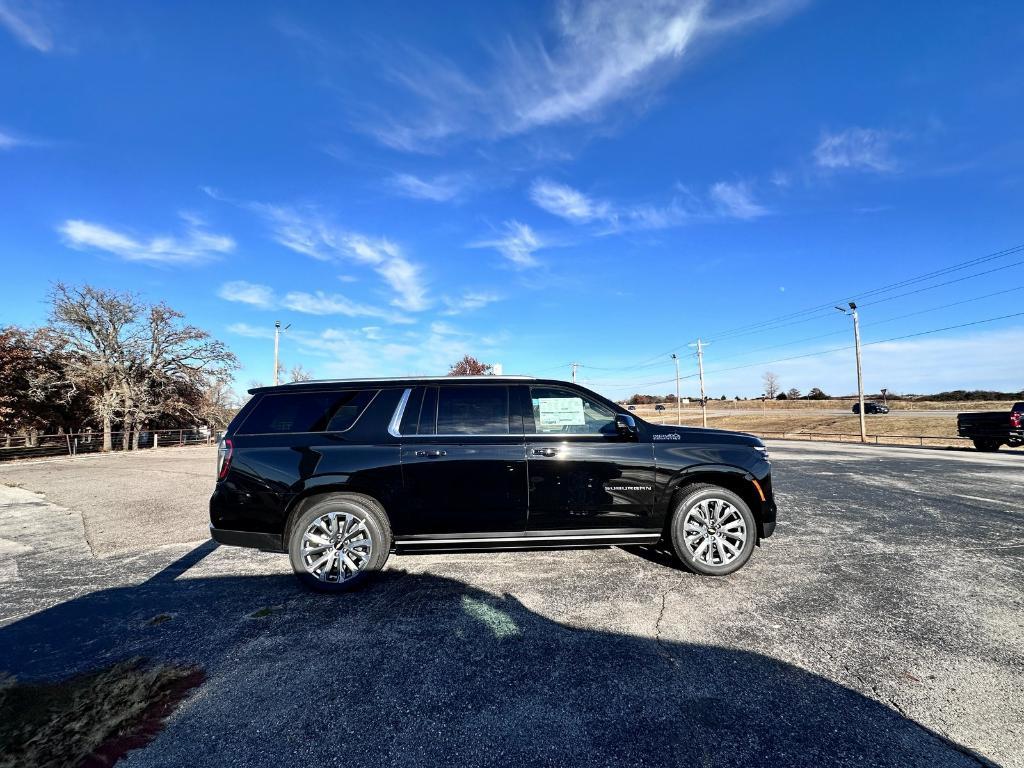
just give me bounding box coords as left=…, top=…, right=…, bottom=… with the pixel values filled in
left=209, top=524, right=285, bottom=552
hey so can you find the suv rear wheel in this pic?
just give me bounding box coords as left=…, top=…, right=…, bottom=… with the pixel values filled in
left=669, top=484, right=756, bottom=576
left=287, top=494, right=392, bottom=592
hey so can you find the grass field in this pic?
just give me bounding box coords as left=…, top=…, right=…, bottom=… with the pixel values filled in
left=628, top=402, right=1022, bottom=449
left=635, top=398, right=1021, bottom=412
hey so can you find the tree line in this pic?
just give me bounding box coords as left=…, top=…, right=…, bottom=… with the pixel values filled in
left=1, top=283, right=239, bottom=450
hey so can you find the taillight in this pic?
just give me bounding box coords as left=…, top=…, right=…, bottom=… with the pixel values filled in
left=1011, top=411, right=1022, bottom=429
left=217, top=438, right=233, bottom=480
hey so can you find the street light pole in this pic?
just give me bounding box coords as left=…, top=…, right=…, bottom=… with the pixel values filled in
left=689, top=339, right=708, bottom=428
left=273, top=321, right=291, bottom=386
left=836, top=303, right=867, bottom=443
left=671, top=353, right=681, bottom=425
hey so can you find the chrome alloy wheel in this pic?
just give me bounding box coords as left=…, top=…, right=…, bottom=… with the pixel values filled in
left=682, top=498, right=747, bottom=567
left=300, top=511, right=373, bottom=584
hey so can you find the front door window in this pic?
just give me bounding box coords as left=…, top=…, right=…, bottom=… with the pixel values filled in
left=529, top=387, right=616, bottom=436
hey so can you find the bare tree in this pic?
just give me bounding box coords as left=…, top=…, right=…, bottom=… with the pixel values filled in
left=787, top=387, right=801, bottom=400
left=290, top=364, right=313, bottom=382
left=47, top=284, right=238, bottom=450
left=762, top=371, right=780, bottom=399
left=121, top=302, right=239, bottom=448
left=48, top=284, right=142, bottom=451
left=184, top=377, right=240, bottom=432
left=447, top=355, right=493, bottom=376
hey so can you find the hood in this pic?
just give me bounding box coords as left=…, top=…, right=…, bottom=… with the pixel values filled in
left=646, top=423, right=765, bottom=449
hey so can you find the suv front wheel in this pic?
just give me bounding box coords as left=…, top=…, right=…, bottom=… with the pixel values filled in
left=287, top=494, right=392, bottom=592
left=669, top=484, right=756, bottom=576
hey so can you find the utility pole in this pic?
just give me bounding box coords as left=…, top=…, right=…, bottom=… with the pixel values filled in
left=836, top=302, right=866, bottom=442
left=273, top=321, right=291, bottom=386
left=671, top=353, right=681, bottom=425
left=571, top=362, right=578, bottom=383
left=689, top=339, right=708, bottom=428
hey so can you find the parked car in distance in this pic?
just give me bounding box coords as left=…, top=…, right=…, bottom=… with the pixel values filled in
left=210, top=376, right=777, bottom=591
left=627, top=405, right=637, bottom=411
left=957, top=402, right=1024, bottom=452
left=852, top=401, right=889, bottom=414
left=654, top=404, right=666, bottom=411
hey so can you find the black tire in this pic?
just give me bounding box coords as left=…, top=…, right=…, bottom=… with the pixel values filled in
left=668, top=484, right=757, bottom=576
left=972, top=439, right=1001, bottom=452
left=287, top=493, right=392, bottom=592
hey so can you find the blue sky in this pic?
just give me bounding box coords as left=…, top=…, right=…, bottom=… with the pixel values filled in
left=2, top=0, right=1022, bottom=399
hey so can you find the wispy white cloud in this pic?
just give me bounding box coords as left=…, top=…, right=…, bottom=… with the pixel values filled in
left=529, top=177, right=770, bottom=230
left=814, top=127, right=901, bottom=173
left=0, top=0, right=55, bottom=52
left=217, top=279, right=412, bottom=323
left=282, top=290, right=413, bottom=323
left=227, top=322, right=275, bottom=339
left=0, top=129, right=31, bottom=150
left=430, top=320, right=467, bottom=336
left=59, top=215, right=235, bottom=265
left=294, top=322, right=503, bottom=379
left=388, top=172, right=469, bottom=202
left=472, top=221, right=545, bottom=268
left=530, top=179, right=613, bottom=223
left=354, top=0, right=801, bottom=151
left=528, top=178, right=688, bottom=231
left=709, top=181, right=768, bottom=219
left=229, top=198, right=432, bottom=312
left=442, top=290, right=501, bottom=315
left=219, top=281, right=275, bottom=309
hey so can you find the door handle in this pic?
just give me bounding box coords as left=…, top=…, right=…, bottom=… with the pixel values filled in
left=532, top=447, right=559, bottom=457
left=415, top=449, right=446, bottom=458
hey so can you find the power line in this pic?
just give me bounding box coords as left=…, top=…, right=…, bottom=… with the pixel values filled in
left=705, top=242, right=1024, bottom=344
left=608, top=242, right=1024, bottom=367
left=692, top=310, right=1024, bottom=381
left=706, top=254, right=1024, bottom=346
left=705, top=284, right=1024, bottom=367
left=584, top=309, right=1024, bottom=391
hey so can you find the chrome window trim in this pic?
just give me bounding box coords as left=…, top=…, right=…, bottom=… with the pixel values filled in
left=388, top=388, right=413, bottom=437
left=389, top=384, right=620, bottom=440
left=395, top=532, right=659, bottom=545
left=398, top=433, right=611, bottom=439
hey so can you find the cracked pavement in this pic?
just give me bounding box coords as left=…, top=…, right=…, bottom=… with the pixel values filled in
left=0, top=442, right=1021, bottom=767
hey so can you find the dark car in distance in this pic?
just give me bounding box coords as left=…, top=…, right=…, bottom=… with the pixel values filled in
left=852, top=401, right=889, bottom=414
left=210, top=376, right=777, bottom=591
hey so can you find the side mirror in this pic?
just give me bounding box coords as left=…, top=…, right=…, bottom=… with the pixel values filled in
left=615, top=413, right=638, bottom=439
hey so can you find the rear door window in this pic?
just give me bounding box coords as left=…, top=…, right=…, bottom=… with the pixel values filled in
left=436, top=386, right=509, bottom=435
left=238, top=390, right=376, bottom=434
left=417, top=386, right=438, bottom=435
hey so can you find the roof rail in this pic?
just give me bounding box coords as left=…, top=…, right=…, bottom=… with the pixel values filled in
left=280, top=375, right=537, bottom=386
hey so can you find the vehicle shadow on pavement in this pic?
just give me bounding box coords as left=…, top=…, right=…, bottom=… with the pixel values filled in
left=0, top=542, right=998, bottom=768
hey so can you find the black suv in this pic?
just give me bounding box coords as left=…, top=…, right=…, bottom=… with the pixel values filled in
left=852, top=401, right=890, bottom=414
left=210, top=376, right=777, bottom=591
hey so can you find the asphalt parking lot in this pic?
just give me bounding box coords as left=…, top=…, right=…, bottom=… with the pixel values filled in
left=1, top=442, right=1021, bottom=767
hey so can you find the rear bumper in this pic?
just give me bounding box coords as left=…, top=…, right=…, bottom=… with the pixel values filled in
left=209, top=524, right=285, bottom=552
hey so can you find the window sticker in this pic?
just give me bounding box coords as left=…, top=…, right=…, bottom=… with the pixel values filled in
left=536, top=397, right=586, bottom=426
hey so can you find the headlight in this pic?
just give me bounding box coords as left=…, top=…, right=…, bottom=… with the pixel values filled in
left=754, top=445, right=769, bottom=460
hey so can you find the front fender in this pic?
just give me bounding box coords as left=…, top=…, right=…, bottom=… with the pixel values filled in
left=655, top=463, right=773, bottom=539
